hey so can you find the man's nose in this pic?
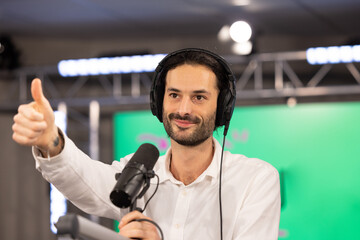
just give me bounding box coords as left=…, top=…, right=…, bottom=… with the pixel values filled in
left=178, top=97, right=192, bottom=116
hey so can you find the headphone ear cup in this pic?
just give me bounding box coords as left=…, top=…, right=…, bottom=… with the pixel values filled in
left=216, top=89, right=227, bottom=127
left=150, top=80, right=165, bottom=122
left=215, top=89, right=229, bottom=127
left=150, top=66, right=164, bottom=122
left=224, top=91, right=235, bottom=126
left=150, top=88, right=158, bottom=118
left=216, top=87, right=235, bottom=127
left=156, top=90, right=164, bottom=122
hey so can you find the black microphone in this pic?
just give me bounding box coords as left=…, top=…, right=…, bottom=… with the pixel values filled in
left=110, top=143, right=159, bottom=209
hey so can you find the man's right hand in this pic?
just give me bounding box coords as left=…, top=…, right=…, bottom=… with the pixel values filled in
left=12, top=78, right=63, bottom=157
left=119, top=211, right=161, bottom=240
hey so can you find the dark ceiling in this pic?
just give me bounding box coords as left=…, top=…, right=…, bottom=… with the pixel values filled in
left=1, top=0, right=360, bottom=109
left=1, top=0, right=360, bottom=41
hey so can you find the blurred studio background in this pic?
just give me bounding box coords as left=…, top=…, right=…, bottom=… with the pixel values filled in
left=0, top=0, right=360, bottom=239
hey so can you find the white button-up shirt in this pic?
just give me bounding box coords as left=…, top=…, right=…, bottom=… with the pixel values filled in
left=34, top=133, right=280, bottom=240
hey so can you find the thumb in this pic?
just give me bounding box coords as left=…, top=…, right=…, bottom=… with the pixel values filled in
left=31, top=78, right=47, bottom=105
left=31, top=78, right=53, bottom=116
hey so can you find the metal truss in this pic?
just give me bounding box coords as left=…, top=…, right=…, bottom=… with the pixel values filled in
left=1, top=50, right=360, bottom=112
left=232, top=51, right=360, bottom=100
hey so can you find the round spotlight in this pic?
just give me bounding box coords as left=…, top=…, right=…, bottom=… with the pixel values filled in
left=218, top=25, right=231, bottom=42
left=232, top=41, right=253, bottom=55
left=229, top=20, right=252, bottom=43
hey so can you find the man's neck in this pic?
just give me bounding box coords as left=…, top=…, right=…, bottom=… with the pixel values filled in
left=169, top=137, right=214, bottom=185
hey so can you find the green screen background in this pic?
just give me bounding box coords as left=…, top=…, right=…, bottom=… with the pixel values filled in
left=113, top=101, right=360, bottom=239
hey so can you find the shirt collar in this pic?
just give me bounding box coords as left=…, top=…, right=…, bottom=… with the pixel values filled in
left=154, top=137, right=223, bottom=186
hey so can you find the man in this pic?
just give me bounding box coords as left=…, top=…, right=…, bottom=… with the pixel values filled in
left=12, top=48, right=280, bottom=239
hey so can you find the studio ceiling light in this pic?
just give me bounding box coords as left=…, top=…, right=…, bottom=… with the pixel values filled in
left=58, top=54, right=166, bottom=77
left=306, top=45, right=360, bottom=65
left=232, top=41, right=253, bottom=55
left=229, top=20, right=252, bottom=43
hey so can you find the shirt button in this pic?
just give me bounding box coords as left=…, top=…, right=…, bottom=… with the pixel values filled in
left=175, top=224, right=181, bottom=229
left=182, top=190, right=187, bottom=196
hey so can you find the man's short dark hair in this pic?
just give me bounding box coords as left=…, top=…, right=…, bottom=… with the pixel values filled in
left=157, top=50, right=230, bottom=94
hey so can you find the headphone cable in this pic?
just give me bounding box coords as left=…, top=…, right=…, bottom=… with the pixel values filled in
left=219, top=127, right=228, bottom=240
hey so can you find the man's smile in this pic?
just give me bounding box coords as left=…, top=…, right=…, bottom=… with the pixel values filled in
left=168, top=113, right=201, bottom=129
left=173, top=119, right=196, bottom=128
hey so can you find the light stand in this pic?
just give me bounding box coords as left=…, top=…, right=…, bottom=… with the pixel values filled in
left=55, top=213, right=129, bottom=240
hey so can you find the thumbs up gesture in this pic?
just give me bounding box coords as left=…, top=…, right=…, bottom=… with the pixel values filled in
left=12, top=78, right=62, bottom=156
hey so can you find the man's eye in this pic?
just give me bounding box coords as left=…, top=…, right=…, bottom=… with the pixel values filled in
left=195, top=95, right=205, bottom=101
left=169, top=93, right=178, bottom=98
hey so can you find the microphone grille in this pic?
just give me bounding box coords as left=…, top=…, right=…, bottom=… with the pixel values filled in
left=131, top=143, right=160, bottom=170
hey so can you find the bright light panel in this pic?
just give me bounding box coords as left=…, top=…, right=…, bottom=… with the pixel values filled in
left=306, top=45, right=360, bottom=65
left=58, top=54, right=167, bottom=77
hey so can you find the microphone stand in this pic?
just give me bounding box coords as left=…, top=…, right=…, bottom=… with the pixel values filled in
left=129, top=169, right=155, bottom=212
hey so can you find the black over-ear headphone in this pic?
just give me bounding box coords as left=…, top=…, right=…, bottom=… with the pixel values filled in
left=150, top=48, right=236, bottom=134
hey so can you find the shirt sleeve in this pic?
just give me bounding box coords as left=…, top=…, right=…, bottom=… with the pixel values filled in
left=32, top=132, right=126, bottom=221
left=233, top=167, right=281, bottom=240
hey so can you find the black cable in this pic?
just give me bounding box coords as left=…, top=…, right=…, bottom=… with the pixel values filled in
left=135, top=218, right=164, bottom=240
left=219, top=133, right=226, bottom=240
left=142, top=174, right=160, bottom=212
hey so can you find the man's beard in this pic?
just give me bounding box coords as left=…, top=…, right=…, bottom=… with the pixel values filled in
left=163, top=111, right=216, bottom=146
